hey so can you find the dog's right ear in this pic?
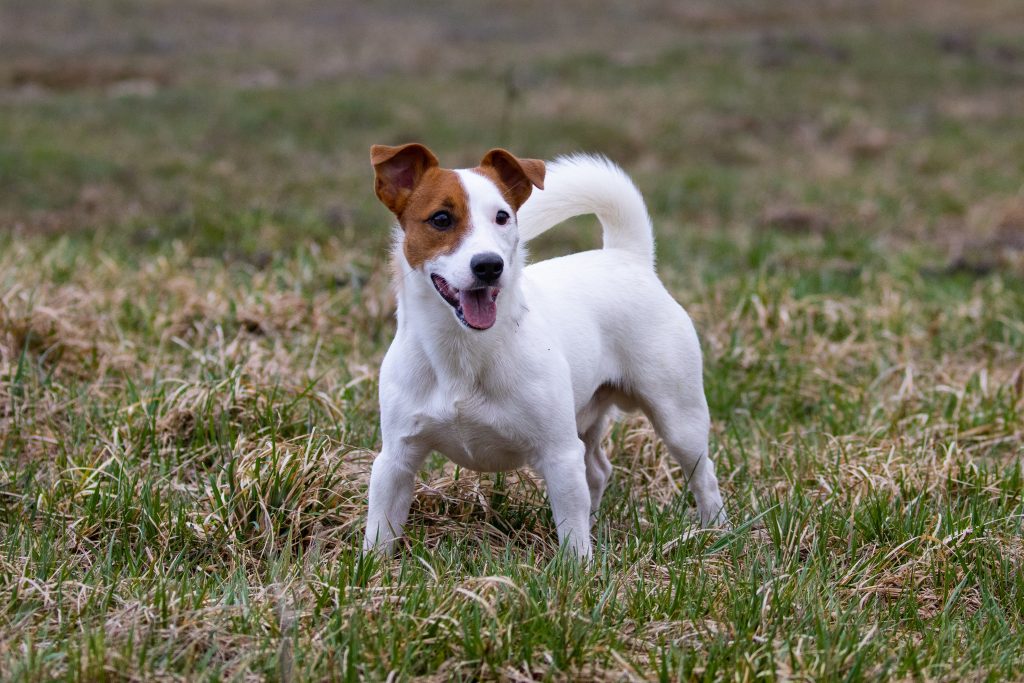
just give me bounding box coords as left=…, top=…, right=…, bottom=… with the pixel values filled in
left=371, top=143, right=439, bottom=216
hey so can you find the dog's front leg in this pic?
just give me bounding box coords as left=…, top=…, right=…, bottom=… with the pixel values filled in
left=535, top=440, right=593, bottom=560
left=363, top=441, right=427, bottom=555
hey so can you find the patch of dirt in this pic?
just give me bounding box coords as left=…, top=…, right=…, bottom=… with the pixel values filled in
left=938, top=31, right=1024, bottom=67
left=944, top=203, right=1024, bottom=276
left=938, top=94, right=1018, bottom=122
left=841, top=125, right=893, bottom=160
left=760, top=204, right=832, bottom=235
left=3, top=57, right=171, bottom=93
left=756, top=32, right=850, bottom=69
left=1, top=183, right=144, bottom=238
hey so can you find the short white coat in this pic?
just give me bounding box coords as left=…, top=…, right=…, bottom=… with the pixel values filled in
left=364, top=154, right=727, bottom=559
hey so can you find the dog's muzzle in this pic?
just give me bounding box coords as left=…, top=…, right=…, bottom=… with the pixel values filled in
left=431, top=274, right=500, bottom=330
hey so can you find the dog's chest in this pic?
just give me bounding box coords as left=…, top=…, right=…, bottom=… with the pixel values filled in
left=418, top=388, right=536, bottom=472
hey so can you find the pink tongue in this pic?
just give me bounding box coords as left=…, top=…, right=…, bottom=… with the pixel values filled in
left=459, top=288, right=497, bottom=329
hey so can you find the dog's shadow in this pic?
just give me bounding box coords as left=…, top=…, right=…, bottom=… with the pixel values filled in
left=405, top=467, right=558, bottom=555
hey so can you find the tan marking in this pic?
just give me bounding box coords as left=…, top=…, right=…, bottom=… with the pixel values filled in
left=398, top=168, right=471, bottom=270
left=476, top=149, right=546, bottom=210
left=371, top=143, right=472, bottom=270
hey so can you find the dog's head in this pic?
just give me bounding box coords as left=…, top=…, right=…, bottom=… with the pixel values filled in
left=371, top=143, right=544, bottom=330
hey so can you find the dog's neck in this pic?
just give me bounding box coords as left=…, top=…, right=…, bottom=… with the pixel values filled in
left=392, top=246, right=529, bottom=384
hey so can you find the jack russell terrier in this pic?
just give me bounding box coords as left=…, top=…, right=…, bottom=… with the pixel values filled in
left=363, top=143, right=727, bottom=559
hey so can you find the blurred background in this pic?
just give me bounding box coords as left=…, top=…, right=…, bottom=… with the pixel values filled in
left=3, top=0, right=1023, bottom=271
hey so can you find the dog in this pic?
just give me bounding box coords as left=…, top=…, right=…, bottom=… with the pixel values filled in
left=363, top=143, right=727, bottom=559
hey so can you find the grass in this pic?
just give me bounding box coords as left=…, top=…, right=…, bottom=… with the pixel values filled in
left=2, top=1, right=1024, bottom=680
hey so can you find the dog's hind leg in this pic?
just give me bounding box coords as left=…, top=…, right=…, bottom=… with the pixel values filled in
left=582, top=415, right=613, bottom=528
left=643, top=392, right=728, bottom=528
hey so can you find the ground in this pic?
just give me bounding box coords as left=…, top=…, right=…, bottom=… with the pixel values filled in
left=1, top=1, right=1023, bottom=680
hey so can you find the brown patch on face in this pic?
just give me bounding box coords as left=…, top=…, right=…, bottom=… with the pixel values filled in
left=371, top=143, right=472, bottom=270
left=476, top=149, right=546, bottom=210
left=370, top=144, right=544, bottom=271
left=398, top=168, right=471, bottom=270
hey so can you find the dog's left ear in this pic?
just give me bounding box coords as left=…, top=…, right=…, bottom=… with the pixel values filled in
left=479, top=149, right=545, bottom=210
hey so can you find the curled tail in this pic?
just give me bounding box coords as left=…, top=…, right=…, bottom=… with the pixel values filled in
left=516, top=154, right=655, bottom=265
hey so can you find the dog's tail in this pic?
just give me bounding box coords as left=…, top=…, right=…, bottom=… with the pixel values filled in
left=516, top=154, right=655, bottom=265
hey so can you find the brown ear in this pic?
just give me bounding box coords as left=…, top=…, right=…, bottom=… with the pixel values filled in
left=479, top=149, right=545, bottom=210
left=370, top=143, right=439, bottom=215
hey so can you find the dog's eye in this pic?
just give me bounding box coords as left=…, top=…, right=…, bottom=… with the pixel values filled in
left=427, top=211, right=452, bottom=230
left=495, top=210, right=510, bottom=226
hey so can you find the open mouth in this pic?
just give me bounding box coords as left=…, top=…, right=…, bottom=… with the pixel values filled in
left=431, top=274, right=500, bottom=330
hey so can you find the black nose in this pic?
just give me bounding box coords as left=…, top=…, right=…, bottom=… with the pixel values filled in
left=470, top=252, right=504, bottom=284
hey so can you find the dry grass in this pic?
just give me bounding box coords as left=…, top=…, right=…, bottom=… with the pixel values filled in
left=2, top=0, right=1024, bottom=680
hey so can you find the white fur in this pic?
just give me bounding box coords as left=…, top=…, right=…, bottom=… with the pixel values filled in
left=516, top=153, right=655, bottom=263
left=364, top=155, right=728, bottom=559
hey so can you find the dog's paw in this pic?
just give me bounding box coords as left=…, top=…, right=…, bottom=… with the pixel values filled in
left=361, top=533, right=399, bottom=558
left=698, top=505, right=730, bottom=530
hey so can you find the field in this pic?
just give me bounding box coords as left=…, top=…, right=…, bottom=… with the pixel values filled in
left=2, top=1, right=1024, bottom=680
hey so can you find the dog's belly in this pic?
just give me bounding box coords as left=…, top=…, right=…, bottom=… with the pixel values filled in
left=431, top=425, right=531, bottom=472
left=413, top=383, right=637, bottom=473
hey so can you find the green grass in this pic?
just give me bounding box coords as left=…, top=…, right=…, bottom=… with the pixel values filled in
left=2, top=2, right=1024, bottom=680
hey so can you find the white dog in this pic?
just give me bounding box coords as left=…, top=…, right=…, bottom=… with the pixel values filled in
left=363, top=143, right=727, bottom=559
